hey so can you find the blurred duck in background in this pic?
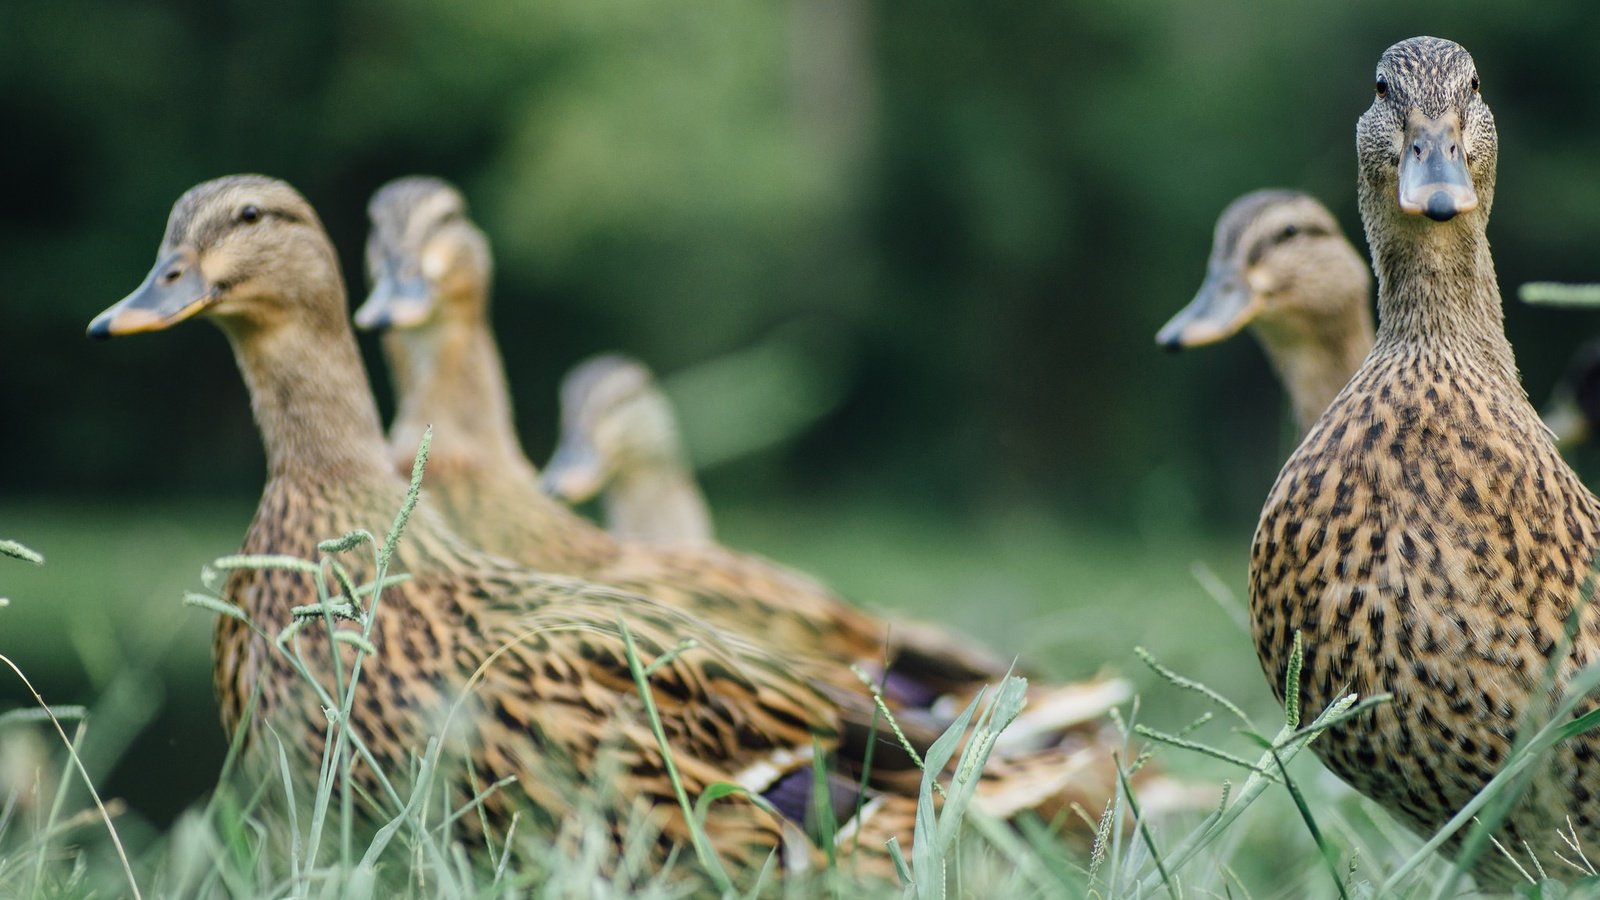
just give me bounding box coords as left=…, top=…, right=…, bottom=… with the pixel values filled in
left=539, top=316, right=853, bottom=545
left=542, top=354, right=713, bottom=546
left=356, top=175, right=1145, bottom=757
left=1158, top=190, right=1374, bottom=437
left=1539, top=338, right=1600, bottom=449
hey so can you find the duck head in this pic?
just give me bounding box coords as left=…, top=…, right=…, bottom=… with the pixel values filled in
left=542, top=355, right=679, bottom=502
left=1158, top=190, right=1371, bottom=350
left=89, top=175, right=343, bottom=339
left=354, top=176, right=491, bottom=332
left=1358, top=37, right=1496, bottom=232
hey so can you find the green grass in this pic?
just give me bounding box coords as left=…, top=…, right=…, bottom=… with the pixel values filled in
left=6, top=491, right=1600, bottom=896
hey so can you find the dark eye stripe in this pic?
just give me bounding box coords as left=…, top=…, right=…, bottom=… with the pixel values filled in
left=1245, top=223, right=1332, bottom=265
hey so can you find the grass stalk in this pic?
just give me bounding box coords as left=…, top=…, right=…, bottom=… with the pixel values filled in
left=1115, top=752, right=1176, bottom=900
left=1133, top=635, right=1368, bottom=894
left=0, top=653, right=140, bottom=899
left=618, top=616, right=736, bottom=893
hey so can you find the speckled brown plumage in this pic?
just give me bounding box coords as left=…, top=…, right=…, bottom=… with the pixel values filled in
left=356, top=176, right=1135, bottom=749
left=89, top=175, right=1149, bottom=881
left=88, top=175, right=921, bottom=878
left=1250, top=37, right=1600, bottom=888
left=543, top=353, right=714, bottom=546
left=1159, top=190, right=1374, bottom=435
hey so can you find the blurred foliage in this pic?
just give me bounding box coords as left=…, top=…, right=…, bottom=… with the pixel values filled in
left=5, top=0, right=1600, bottom=528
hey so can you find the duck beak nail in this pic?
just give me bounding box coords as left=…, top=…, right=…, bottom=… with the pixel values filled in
left=354, top=273, right=433, bottom=331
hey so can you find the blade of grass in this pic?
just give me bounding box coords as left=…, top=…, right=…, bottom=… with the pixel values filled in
left=34, top=719, right=88, bottom=891
left=265, top=724, right=304, bottom=887
left=0, top=653, right=139, bottom=900
left=0, top=540, right=44, bottom=565
left=318, top=530, right=375, bottom=555
left=850, top=664, right=940, bottom=799
left=1253, top=734, right=1347, bottom=899
left=807, top=739, right=838, bottom=870
left=1136, top=645, right=1254, bottom=729
left=378, top=428, right=430, bottom=572
left=618, top=617, right=735, bottom=893
left=1519, top=282, right=1600, bottom=307
left=0, top=707, right=88, bottom=727
left=910, top=688, right=981, bottom=897
left=306, top=429, right=433, bottom=874
left=1115, top=752, right=1177, bottom=900
left=1134, top=634, right=1364, bottom=893
left=211, top=554, right=323, bottom=574
left=1283, top=634, right=1303, bottom=729
left=1132, top=725, right=1277, bottom=778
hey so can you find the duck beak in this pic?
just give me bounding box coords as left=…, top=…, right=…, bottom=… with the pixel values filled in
left=540, top=438, right=606, bottom=503
left=354, top=261, right=434, bottom=331
left=88, top=249, right=215, bottom=340
left=1156, top=263, right=1262, bottom=351
left=1398, top=111, right=1478, bottom=222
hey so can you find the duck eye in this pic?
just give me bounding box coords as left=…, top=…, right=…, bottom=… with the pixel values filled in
left=1375, top=73, right=1388, bottom=97
left=1279, top=223, right=1299, bottom=242
left=1470, top=74, right=1480, bottom=93
left=240, top=205, right=261, bottom=224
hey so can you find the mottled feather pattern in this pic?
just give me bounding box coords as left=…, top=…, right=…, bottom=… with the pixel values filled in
left=215, top=476, right=840, bottom=872
left=1250, top=37, right=1600, bottom=888
left=397, top=361, right=1008, bottom=703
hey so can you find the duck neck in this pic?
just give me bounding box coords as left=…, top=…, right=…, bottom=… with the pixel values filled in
left=605, top=459, right=714, bottom=544
left=1370, top=217, right=1519, bottom=384
left=1255, top=298, right=1375, bottom=435
left=383, top=303, right=530, bottom=477
left=222, top=315, right=395, bottom=484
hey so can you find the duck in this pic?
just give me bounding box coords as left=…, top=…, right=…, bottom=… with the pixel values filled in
left=1157, top=189, right=1374, bottom=436
left=1539, top=338, right=1600, bottom=448
left=1250, top=37, right=1600, bottom=888
left=86, top=176, right=1157, bottom=882
left=542, top=353, right=714, bottom=546
left=354, top=175, right=1136, bottom=751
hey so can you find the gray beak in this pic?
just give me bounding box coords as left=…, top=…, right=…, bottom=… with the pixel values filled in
left=354, top=257, right=434, bottom=331
left=1398, top=111, right=1478, bottom=222
left=540, top=437, right=607, bottom=502
left=1156, top=262, right=1260, bottom=351
left=88, top=248, right=215, bottom=340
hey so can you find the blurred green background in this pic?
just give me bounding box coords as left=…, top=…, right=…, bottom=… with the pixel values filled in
left=5, top=0, right=1600, bottom=851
